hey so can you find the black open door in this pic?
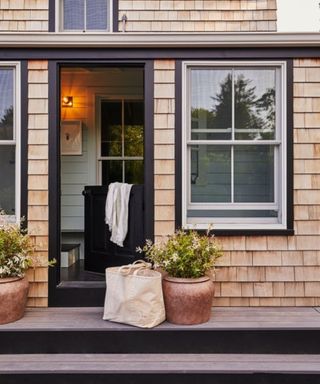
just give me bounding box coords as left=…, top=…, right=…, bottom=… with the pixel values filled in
left=84, top=98, right=145, bottom=274
left=83, top=185, right=144, bottom=273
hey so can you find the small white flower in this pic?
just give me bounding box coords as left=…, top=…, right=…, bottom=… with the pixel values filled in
left=171, top=253, right=178, bottom=262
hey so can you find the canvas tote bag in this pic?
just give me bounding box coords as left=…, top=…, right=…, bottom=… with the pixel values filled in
left=103, top=260, right=166, bottom=328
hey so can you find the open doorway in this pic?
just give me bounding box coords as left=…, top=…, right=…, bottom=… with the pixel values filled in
left=59, top=66, right=145, bottom=282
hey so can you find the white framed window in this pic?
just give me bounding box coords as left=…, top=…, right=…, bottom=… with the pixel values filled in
left=0, top=63, right=20, bottom=221
left=182, top=61, right=287, bottom=230
left=57, top=0, right=112, bottom=32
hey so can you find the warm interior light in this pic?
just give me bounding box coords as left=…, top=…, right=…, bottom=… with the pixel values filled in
left=62, top=96, right=73, bottom=107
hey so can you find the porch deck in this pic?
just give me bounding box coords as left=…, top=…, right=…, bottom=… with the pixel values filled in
left=2, top=306, right=320, bottom=331
left=1, top=306, right=320, bottom=355
left=1, top=308, right=320, bottom=383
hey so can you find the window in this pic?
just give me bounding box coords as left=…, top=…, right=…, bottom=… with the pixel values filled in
left=182, top=62, right=287, bottom=230
left=59, top=0, right=111, bottom=32
left=0, top=64, right=20, bottom=219
left=99, top=99, right=144, bottom=185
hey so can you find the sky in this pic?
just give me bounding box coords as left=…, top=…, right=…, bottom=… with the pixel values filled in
left=277, top=0, right=319, bottom=32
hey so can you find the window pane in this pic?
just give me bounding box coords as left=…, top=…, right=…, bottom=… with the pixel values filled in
left=102, top=160, right=122, bottom=185
left=101, top=101, right=122, bottom=157
left=190, top=145, right=231, bottom=203
left=86, top=0, right=108, bottom=30
left=125, top=160, right=144, bottom=184
left=0, top=68, right=14, bottom=140
left=63, top=0, right=85, bottom=30
left=191, top=69, right=232, bottom=140
left=234, top=145, right=274, bottom=203
left=0, top=146, right=15, bottom=214
left=124, top=101, right=144, bottom=157
left=235, top=68, right=276, bottom=140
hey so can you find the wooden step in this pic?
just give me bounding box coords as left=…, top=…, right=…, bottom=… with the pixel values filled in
left=1, top=354, right=320, bottom=384
left=1, top=307, right=320, bottom=355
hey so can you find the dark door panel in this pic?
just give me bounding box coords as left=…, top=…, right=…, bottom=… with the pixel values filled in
left=83, top=185, right=145, bottom=274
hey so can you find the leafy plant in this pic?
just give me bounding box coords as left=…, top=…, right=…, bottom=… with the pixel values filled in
left=0, top=217, right=34, bottom=278
left=138, top=229, right=223, bottom=278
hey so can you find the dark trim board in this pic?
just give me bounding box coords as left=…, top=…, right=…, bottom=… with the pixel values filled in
left=113, top=0, right=119, bottom=32
left=48, top=0, right=55, bottom=32
left=286, top=59, right=294, bottom=232
left=48, top=60, right=61, bottom=304
left=2, top=47, right=320, bottom=60
left=174, top=59, right=295, bottom=236
left=2, top=328, right=320, bottom=354
left=2, top=373, right=320, bottom=384
left=143, top=60, right=154, bottom=241
left=175, top=60, right=183, bottom=230
left=20, top=60, right=28, bottom=222
left=48, top=60, right=154, bottom=307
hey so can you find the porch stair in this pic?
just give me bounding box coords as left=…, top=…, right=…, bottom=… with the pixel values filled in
left=1, top=307, right=320, bottom=383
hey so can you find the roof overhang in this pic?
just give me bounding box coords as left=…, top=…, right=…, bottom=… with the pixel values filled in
left=0, top=32, right=320, bottom=48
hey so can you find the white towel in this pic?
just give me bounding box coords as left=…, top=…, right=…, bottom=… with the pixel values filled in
left=105, top=182, right=133, bottom=247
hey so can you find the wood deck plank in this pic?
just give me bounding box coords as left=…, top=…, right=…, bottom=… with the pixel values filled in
left=1, top=354, right=320, bottom=374
left=1, top=307, right=320, bottom=331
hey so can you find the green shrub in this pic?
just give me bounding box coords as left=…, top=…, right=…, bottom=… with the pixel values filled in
left=0, top=218, right=34, bottom=278
left=138, top=229, right=223, bottom=278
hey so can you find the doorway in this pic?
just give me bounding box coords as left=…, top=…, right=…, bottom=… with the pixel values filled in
left=49, top=62, right=154, bottom=306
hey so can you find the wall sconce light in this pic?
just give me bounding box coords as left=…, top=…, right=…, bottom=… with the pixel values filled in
left=62, top=96, right=73, bottom=107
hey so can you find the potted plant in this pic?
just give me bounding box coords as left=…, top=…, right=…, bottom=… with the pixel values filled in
left=0, top=215, right=35, bottom=325
left=139, top=229, right=223, bottom=325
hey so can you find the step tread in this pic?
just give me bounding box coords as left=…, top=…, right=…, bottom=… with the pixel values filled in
left=1, top=307, right=320, bottom=331
left=1, top=354, right=320, bottom=374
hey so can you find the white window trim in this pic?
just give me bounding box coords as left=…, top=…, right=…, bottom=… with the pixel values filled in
left=56, top=0, right=113, bottom=33
left=181, top=61, right=287, bottom=231
left=0, top=62, right=21, bottom=222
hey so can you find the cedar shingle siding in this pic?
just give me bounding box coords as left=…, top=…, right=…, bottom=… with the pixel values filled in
left=26, top=60, right=49, bottom=307
left=3, top=1, right=319, bottom=307
left=118, top=0, right=277, bottom=32
left=153, top=58, right=320, bottom=306
left=0, top=0, right=48, bottom=32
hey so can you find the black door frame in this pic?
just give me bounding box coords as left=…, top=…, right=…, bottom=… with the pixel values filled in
left=48, top=60, right=154, bottom=307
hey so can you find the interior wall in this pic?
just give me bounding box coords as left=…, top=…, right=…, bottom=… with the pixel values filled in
left=60, top=67, right=143, bottom=255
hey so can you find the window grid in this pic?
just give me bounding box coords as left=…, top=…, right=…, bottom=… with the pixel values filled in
left=60, top=0, right=110, bottom=32
left=187, top=66, right=280, bottom=208
left=98, top=99, right=143, bottom=185
left=183, top=61, right=287, bottom=230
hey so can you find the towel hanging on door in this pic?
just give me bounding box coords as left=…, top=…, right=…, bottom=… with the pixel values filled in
left=105, top=182, right=133, bottom=247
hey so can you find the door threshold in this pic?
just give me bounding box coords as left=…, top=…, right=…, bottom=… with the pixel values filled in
left=58, top=281, right=105, bottom=289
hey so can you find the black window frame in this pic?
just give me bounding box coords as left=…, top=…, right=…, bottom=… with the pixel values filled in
left=175, top=59, right=294, bottom=236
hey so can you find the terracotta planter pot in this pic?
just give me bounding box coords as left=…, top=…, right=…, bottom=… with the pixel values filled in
left=162, top=275, right=214, bottom=325
left=0, top=276, right=29, bottom=325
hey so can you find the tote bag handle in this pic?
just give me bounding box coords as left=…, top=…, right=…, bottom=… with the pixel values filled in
left=118, top=260, right=151, bottom=275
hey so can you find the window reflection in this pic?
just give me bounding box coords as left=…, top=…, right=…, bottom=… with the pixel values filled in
left=0, top=69, right=14, bottom=141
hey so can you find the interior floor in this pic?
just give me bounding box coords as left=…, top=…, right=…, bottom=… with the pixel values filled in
left=60, top=260, right=105, bottom=282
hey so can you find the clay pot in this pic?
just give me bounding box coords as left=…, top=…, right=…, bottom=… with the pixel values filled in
left=0, top=276, right=29, bottom=325
left=162, top=275, right=214, bottom=325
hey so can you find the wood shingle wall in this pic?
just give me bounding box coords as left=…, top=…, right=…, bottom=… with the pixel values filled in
left=0, top=0, right=48, bottom=32
left=118, top=0, right=277, bottom=32
left=154, top=60, right=176, bottom=242
left=26, top=60, right=49, bottom=307
left=0, top=0, right=276, bottom=33
left=153, top=58, right=320, bottom=306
